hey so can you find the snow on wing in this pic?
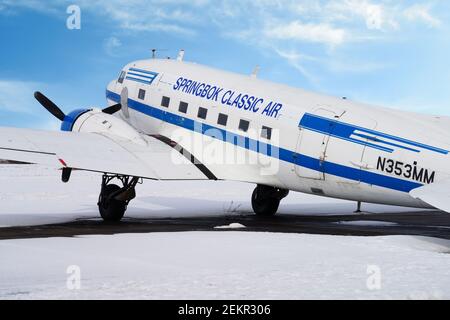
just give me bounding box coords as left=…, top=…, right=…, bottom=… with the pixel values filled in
left=0, top=127, right=209, bottom=180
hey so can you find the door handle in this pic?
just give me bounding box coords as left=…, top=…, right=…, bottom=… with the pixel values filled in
left=350, top=161, right=374, bottom=170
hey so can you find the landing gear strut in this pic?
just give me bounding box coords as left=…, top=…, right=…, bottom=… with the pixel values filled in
left=251, top=185, right=289, bottom=217
left=97, top=174, right=140, bottom=222
left=355, top=201, right=362, bottom=213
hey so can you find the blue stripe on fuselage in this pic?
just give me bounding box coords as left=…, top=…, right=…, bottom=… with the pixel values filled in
left=105, top=90, right=423, bottom=193
left=125, top=76, right=152, bottom=85
left=127, top=72, right=157, bottom=80
left=351, top=132, right=420, bottom=153
left=300, top=113, right=448, bottom=155
left=129, top=68, right=159, bottom=76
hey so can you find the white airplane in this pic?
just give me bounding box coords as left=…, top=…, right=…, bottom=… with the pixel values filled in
left=1, top=52, right=449, bottom=222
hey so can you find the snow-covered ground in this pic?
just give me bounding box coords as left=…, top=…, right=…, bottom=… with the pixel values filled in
left=1, top=164, right=447, bottom=300
left=1, top=232, right=450, bottom=299
left=0, top=164, right=423, bottom=227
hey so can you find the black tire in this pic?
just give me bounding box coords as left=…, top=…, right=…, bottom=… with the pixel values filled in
left=251, top=188, right=280, bottom=216
left=98, top=184, right=127, bottom=222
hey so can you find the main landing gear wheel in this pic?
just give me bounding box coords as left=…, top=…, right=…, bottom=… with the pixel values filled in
left=98, top=174, right=141, bottom=222
left=251, top=185, right=289, bottom=217
left=98, top=184, right=127, bottom=222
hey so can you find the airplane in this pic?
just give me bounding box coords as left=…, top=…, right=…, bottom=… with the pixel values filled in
left=0, top=50, right=449, bottom=222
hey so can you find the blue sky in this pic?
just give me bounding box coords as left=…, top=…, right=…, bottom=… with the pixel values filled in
left=1, top=0, right=450, bottom=129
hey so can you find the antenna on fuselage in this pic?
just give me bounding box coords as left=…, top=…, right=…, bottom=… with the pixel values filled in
left=177, top=49, right=185, bottom=62
left=251, top=65, right=260, bottom=78
left=151, top=48, right=168, bottom=59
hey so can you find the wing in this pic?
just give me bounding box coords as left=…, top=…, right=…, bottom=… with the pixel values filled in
left=410, top=180, right=450, bottom=213
left=0, top=127, right=214, bottom=180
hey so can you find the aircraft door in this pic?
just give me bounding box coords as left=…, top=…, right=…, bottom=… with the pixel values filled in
left=324, top=113, right=378, bottom=184
left=294, top=108, right=344, bottom=180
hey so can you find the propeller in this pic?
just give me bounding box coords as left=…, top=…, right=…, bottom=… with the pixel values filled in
left=33, top=91, right=122, bottom=183
left=102, top=103, right=122, bottom=115
left=34, top=91, right=66, bottom=121
left=34, top=91, right=122, bottom=120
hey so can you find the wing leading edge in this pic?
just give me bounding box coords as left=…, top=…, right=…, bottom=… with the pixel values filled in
left=0, top=127, right=211, bottom=180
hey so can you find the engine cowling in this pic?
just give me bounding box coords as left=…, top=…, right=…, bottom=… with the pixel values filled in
left=61, top=108, right=147, bottom=146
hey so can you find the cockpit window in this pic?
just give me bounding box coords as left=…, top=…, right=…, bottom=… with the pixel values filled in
left=118, top=71, right=126, bottom=84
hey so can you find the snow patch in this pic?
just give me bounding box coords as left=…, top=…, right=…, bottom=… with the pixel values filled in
left=1, top=232, right=450, bottom=299
left=214, top=223, right=246, bottom=229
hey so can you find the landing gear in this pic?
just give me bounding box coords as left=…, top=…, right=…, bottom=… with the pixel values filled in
left=98, top=174, right=140, bottom=222
left=251, top=185, right=289, bottom=217
left=355, top=201, right=362, bottom=213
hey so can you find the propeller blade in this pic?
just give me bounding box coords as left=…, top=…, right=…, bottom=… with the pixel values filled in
left=34, top=91, right=66, bottom=121
left=102, top=103, right=122, bottom=115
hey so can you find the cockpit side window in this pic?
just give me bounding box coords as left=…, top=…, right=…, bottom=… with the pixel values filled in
left=118, top=71, right=126, bottom=84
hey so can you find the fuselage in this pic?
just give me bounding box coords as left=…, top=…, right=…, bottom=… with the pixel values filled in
left=106, top=59, right=450, bottom=209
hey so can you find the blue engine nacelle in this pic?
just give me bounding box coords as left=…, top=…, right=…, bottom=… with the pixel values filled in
left=59, top=108, right=147, bottom=146
left=60, top=109, right=91, bottom=132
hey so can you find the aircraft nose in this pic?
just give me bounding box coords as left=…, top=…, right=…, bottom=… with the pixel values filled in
left=107, top=80, right=116, bottom=93
left=106, top=80, right=119, bottom=106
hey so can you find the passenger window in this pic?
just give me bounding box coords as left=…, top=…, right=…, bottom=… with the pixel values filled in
left=179, top=101, right=188, bottom=114
left=138, top=89, right=146, bottom=100
left=239, top=119, right=250, bottom=132
left=261, top=126, right=272, bottom=140
left=118, top=71, right=126, bottom=84
left=161, top=96, right=170, bottom=108
left=197, top=107, right=208, bottom=120
left=217, top=113, right=228, bottom=126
